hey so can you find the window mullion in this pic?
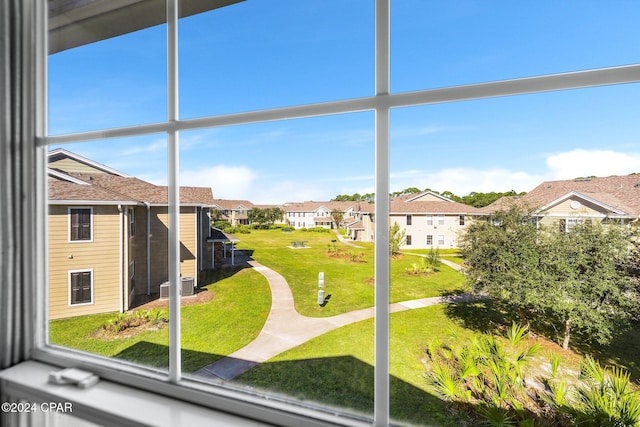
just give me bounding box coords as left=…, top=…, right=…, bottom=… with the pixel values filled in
left=374, top=0, right=390, bottom=426
left=167, top=0, right=181, bottom=384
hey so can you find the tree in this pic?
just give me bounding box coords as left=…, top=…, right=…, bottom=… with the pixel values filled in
left=264, top=207, right=284, bottom=225
left=247, top=207, right=284, bottom=227
left=389, top=221, right=406, bottom=255
left=389, top=187, right=421, bottom=198
left=460, top=207, right=640, bottom=349
left=330, top=208, right=344, bottom=230
left=247, top=207, right=266, bottom=225
left=540, top=221, right=640, bottom=349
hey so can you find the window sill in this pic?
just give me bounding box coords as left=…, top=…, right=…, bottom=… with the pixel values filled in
left=0, top=361, right=272, bottom=427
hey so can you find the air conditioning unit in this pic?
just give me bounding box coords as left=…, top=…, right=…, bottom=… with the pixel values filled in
left=181, top=277, right=195, bottom=296
left=159, top=282, right=169, bottom=299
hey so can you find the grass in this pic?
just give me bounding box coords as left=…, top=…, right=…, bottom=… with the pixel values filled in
left=234, top=305, right=508, bottom=426
left=235, top=229, right=467, bottom=317
left=50, top=227, right=639, bottom=426
left=236, top=302, right=639, bottom=426
left=401, top=248, right=466, bottom=266
left=49, top=267, right=270, bottom=372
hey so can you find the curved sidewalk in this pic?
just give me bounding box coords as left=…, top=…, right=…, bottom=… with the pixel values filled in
left=194, top=258, right=474, bottom=381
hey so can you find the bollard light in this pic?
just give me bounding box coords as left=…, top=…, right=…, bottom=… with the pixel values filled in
left=318, top=272, right=325, bottom=305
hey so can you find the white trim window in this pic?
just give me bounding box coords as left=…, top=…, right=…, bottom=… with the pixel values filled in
left=437, top=235, right=445, bottom=246
left=68, top=269, right=93, bottom=306
left=25, top=1, right=640, bottom=426
left=68, top=207, right=92, bottom=242
left=437, top=215, right=445, bottom=226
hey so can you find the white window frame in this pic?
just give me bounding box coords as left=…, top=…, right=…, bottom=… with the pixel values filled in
left=437, top=235, right=445, bottom=246
left=68, top=207, right=93, bottom=243
left=68, top=269, right=94, bottom=306
left=27, top=1, right=640, bottom=426
left=437, top=215, right=445, bottom=225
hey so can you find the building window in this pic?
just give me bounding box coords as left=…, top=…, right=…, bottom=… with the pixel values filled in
left=130, top=260, right=135, bottom=290
left=129, top=207, right=135, bottom=238
left=69, top=270, right=92, bottom=305
left=437, top=235, right=445, bottom=246
left=406, top=235, right=412, bottom=245
left=426, top=216, right=433, bottom=226
left=459, top=215, right=465, bottom=226
left=426, top=235, right=433, bottom=245
left=561, top=217, right=584, bottom=232
left=406, top=215, right=412, bottom=225
left=437, top=215, right=445, bottom=225
left=69, top=208, right=92, bottom=241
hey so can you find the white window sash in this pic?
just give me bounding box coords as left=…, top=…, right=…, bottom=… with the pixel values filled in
left=30, top=0, right=640, bottom=426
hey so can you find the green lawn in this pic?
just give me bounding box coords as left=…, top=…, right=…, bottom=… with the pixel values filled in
left=234, top=304, right=508, bottom=426
left=49, top=227, right=639, bottom=426
left=235, top=229, right=467, bottom=317
left=49, top=267, right=270, bottom=372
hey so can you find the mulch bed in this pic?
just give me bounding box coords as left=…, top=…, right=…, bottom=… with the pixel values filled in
left=131, top=289, right=214, bottom=311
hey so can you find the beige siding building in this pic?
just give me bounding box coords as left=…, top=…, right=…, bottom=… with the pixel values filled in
left=47, top=149, right=216, bottom=319
left=387, top=191, right=481, bottom=249
left=482, top=175, right=640, bottom=230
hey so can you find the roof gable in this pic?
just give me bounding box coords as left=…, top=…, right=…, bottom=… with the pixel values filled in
left=536, top=191, right=627, bottom=216
left=48, top=148, right=131, bottom=177
left=404, top=191, right=452, bottom=203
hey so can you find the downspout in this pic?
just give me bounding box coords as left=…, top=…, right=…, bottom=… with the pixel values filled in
left=123, top=207, right=129, bottom=310
left=198, top=207, right=202, bottom=272
left=118, top=205, right=124, bottom=313
left=146, top=202, right=151, bottom=296
left=195, top=206, right=199, bottom=285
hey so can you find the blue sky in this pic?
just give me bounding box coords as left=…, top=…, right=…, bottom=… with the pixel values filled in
left=48, top=0, right=640, bottom=204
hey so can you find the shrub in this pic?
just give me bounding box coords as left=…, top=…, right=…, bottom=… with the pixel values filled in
left=301, top=226, right=331, bottom=233
left=101, top=309, right=168, bottom=334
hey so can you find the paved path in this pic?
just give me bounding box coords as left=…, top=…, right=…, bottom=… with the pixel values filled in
left=332, top=229, right=363, bottom=248
left=194, top=255, right=474, bottom=381
left=400, top=251, right=466, bottom=273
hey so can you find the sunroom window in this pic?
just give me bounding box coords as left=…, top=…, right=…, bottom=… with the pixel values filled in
left=4, top=0, right=635, bottom=427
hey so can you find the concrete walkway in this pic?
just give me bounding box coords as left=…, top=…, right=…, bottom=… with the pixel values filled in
left=332, top=229, right=363, bottom=248
left=194, top=255, right=474, bottom=381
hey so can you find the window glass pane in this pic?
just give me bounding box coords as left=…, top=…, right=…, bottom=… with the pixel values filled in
left=389, top=83, right=640, bottom=426
left=48, top=1, right=167, bottom=135
left=391, top=0, right=640, bottom=92
left=47, top=137, right=170, bottom=371
left=179, top=0, right=374, bottom=118
left=180, top=113, right=376, bottom=419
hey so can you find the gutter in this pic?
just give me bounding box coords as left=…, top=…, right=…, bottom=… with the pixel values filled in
left=118, top=205, right=124, bottom=313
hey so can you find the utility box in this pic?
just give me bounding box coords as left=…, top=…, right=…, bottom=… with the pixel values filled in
left=159, top=281, right=170, bottom=299
left=181, top=277, right=195, bottom=296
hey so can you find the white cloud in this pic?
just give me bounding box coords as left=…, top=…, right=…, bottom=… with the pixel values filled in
left=158, top=149, right=640, bottom=203
left=388, top=149, right=640, bottom=197
left=180, top=165, right=257, bottom=200
left=120, top=139, right=167, bottom=155
left=391, top=168, right=540, bottom=196
left=546, top=149, right=640, bottom=179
